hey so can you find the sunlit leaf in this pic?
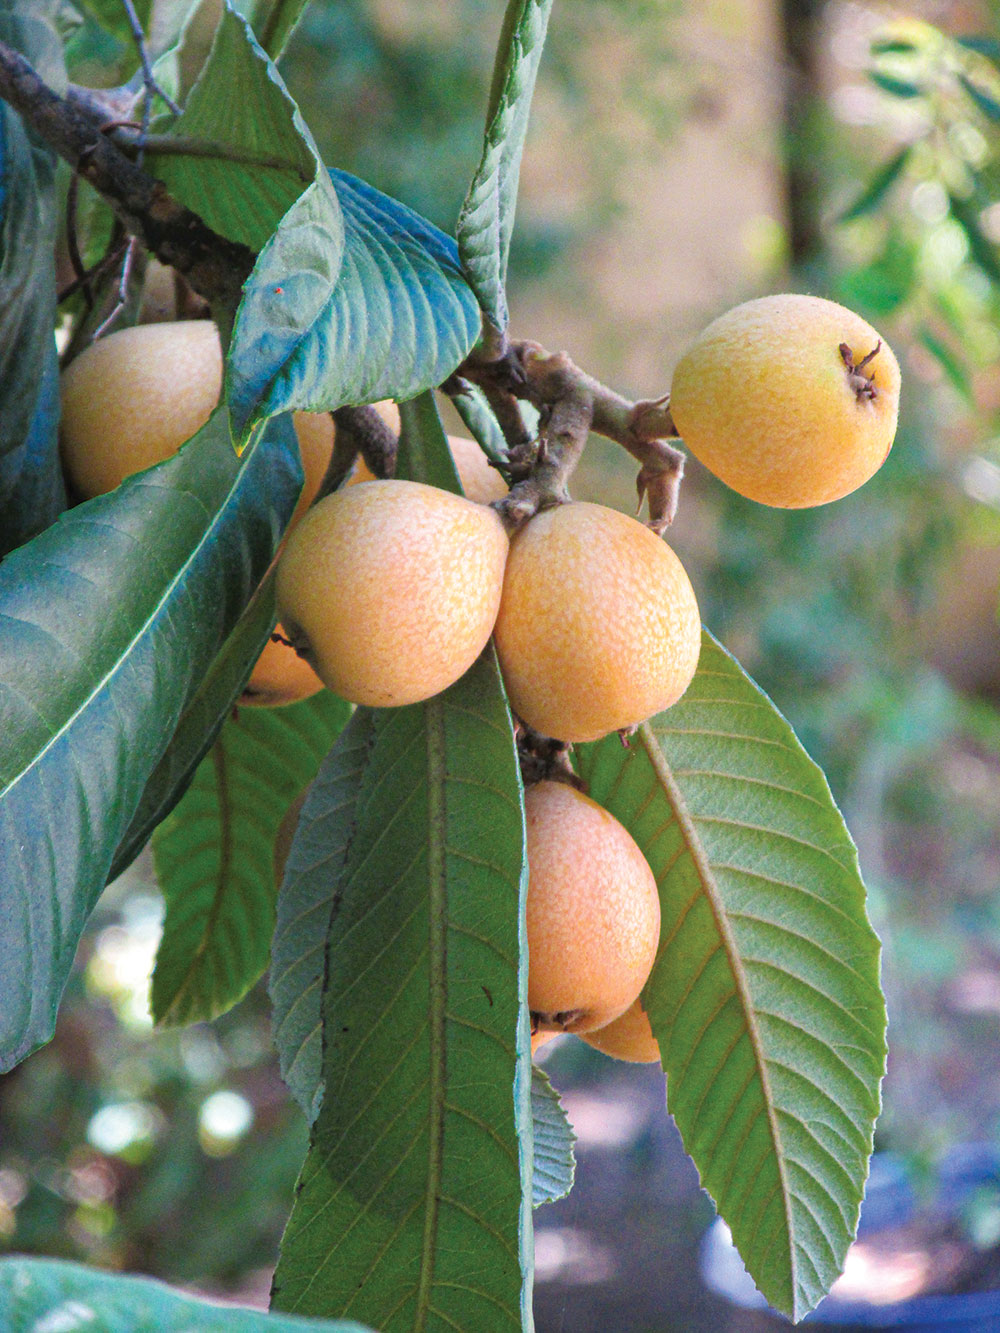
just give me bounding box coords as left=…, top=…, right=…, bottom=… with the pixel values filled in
left=574, top=631, right=886, bottom=1321
left=0, top=1257, right=374, bottom=1332
left=457, top=0, right=553, bottom=332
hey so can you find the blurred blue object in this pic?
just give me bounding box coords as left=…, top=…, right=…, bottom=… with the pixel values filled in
left=699, top=1147, right=1000, bottom=1330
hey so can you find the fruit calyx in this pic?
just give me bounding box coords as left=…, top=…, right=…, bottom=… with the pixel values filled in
left=840, top=341, right=881, bottom=402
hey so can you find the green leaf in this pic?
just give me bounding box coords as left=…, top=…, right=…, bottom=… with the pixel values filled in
left=837, top=146, right=911, bottom=222
left=0, top=1257, right=374, bottom=1332
left=109, top=573, right=285, bottom=882
left=272, top=654, right=533, bottom=1332
left=147, top=3, right=319, bottom=252
left=457, top=0, right=553, bottom=332
left=151, top=690, right=351, bottom=1026
left=0, top=410, right=302, bottom=1073
left=228, top=169, right=480, bottom=437
left=73, top=0, right=151, bottom=48
left=957, top=35, right=1000, bottom=61
left=270, top=709, right=374, bottom=1122
left=448, top=381, right=511, bottom=473
left=917, top=325, right=975, bottom=404
left=958, top=70, right=1000, bottom=120
left=0, top=2, right=66, bottom=554
left=869, top=70, right=923, bottom=98
left=869, top=38, right=918, bottom=55
left=531, top=1064, right=575, bottom=1208
left=397, top=389, right=465, bottom=493
left=574, top=631, right=886, bottom=1322
left=251, top=0, right=309, bottom=60
left=151, top=0, right=225, bottom=108
left=949, top=190, right=1000, bottom=285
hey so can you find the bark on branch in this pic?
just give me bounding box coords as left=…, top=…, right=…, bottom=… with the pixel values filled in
left=0, top=38, right=253, bottom=309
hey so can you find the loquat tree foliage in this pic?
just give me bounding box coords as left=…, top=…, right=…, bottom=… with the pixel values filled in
left=0, top=0, right=902, bottom=1327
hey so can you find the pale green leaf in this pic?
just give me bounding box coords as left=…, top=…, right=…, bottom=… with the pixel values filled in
left=0, top=1257, right=374, bottom=1331
left=147, top=3, right=319, bottom=251
left=151, top=690, right=351, bottom=1026
left=531, top=1064, right=575, bottom=1208
left=457, top=0, right=553, bottom=332
left=574, top=631, right=886, bottom=1322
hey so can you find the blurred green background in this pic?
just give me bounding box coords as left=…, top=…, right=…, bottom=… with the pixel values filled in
left=6, top=0, right=1000, bottom=1327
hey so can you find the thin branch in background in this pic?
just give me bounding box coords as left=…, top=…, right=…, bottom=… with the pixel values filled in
left=93, top=236, right=141, bottom=338
left=119, top=0, right=181, bottom=156
left=63, top=172, right=93, bottom=310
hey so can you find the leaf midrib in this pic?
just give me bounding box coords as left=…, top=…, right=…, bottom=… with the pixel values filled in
left=414, top=696, right=448, bottom=1332
left=638, top=719, right=796, bottom=1311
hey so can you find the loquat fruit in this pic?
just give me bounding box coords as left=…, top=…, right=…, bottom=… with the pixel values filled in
left=493, top=501, right=701, bottom=742
left=275, top=479, right=508, bottom=708
left=669, top=293, right=900, bottom=508
left=581, top=997, right=661, bottom=1063
left=526, top=780, right=660, bottom=1035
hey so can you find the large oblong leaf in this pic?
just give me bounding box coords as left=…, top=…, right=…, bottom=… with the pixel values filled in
left=271, top=654, right=532, bottom=1332
left=0, top=0, right=66, bottom=554
left=151, top=689, right=351, bottom=1027
left=574, top=631, right=886, bottom=1322
left=147, top=3, right=320, bottom=253
left=0, top=1257, right=374, bottom=1332
left=0, top=410, right=301, bottom=1073
left=270, top=708, right=374, bottom=1123
left=228, top=170, right=480, bottom=437
left=457, top=0, right=553, bottom=333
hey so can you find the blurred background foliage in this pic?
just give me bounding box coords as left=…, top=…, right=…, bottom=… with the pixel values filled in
left=6, top=0, right=1000, bottom=1324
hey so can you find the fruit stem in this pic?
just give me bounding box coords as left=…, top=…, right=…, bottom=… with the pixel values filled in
left=458, top=339, right=686, bottom=532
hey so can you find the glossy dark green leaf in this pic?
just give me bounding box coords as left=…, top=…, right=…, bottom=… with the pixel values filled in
left=270, top=708, right=373, bottom=1122
left=457, top=0, right=553, bottom=332
left=0, top=1257, right=374, bottom=1332
left=838, top=147, right=911, bottom=222
left=109, top=574, right=284, bottom=882
left=147, top=3, right=318, bottom=252
left=0, top=411, right=301, bottom=1073
left=272, top=654, right=532, bottom=1332
left=0, top=1, right=66, bottom=555
left=531, top=1064, right=575, bottom=1207
left=151, top=690, right=351, bottom=1026
left=228, top=170, right=479, bottom=438
left=574, top=631, right=886, bottom=1322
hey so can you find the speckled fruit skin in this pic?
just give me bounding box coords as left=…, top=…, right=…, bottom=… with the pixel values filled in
left=526, top=781, right=661, bottom=1034
left=350, top=432, right=507, bottom=504
left=59, top=321, right=333, bottom=525
left=275, top=478, right=509, bottom=708
left=669, top=294, right=900, bottom=508
left=494, top=502, right=701, bottom=742
left=582, top=998, right=661, bottom=1063
left=239, top=627, right=324, bottom=708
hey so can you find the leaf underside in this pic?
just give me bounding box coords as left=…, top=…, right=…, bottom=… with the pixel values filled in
left=530, top=1064, right=576, bottom=1208
left=575, top=631, right=886, bottom=1321
left=151, top=689, right=351, bottom=1027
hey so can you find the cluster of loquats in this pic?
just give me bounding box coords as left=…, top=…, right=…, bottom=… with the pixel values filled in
left=58, top=292, right=900, bottom=1068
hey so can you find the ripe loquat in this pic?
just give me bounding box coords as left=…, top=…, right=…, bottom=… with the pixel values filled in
left=275, top=479, right=508, bottom=708
left=493, top=502, right=701, bottom=742
left=526, top=780, right=660, bottom=1035
left=239, top=628, right=324, bottom=708
left=669, top=293, right=900, bottom=508
left=581, top=997, right=661, bottom=1063
left=59, top=321, right=334, bottom=527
